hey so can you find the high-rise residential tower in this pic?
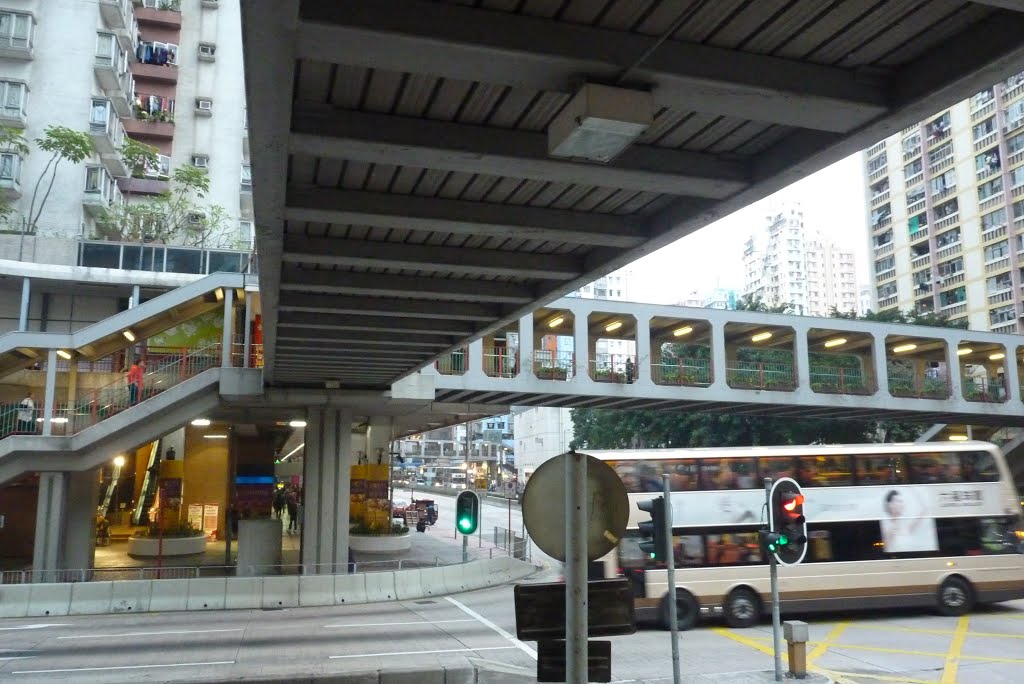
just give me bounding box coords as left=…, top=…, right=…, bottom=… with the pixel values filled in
left=742, top=205, right=857, bottom=316
left=864, top=70, right=1024, bottom=332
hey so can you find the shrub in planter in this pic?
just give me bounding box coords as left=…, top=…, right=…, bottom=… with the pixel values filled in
left=140, top=521, right=202, bottom=538
left=351, top=521, right=409, bottom=536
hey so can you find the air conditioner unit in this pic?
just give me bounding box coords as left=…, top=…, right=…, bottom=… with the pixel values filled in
left=192, top=155, right=208, bottom=168
left=199, top=44, right=215, bottom=57
left=196, top=98, right=213, bottom=111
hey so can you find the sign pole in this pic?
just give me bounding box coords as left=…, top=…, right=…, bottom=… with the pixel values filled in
left=662, top=474, right=681, bottom=684
left=462, top=533, right=468, bottom=563
left=765, top=477, right=782, bottom=682
left=565, top=450, right=587, bottom=684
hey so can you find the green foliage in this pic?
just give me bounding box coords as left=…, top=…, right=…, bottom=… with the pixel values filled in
left=350, top=521, right=409, bottom=536
left=25, top=126, right=94, bottom=232
left=141, top=520, right=202, bottom=538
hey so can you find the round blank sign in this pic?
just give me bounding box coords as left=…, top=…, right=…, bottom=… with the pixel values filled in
left=522, top=452, right=629, bottom=562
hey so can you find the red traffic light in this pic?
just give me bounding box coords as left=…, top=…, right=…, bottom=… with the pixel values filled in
left=782, top=494, right=804, bottom=513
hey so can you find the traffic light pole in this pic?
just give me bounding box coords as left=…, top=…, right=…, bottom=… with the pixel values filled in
left=765, top=477, right=782, bottom=683
left=462, top=534, right=468, bottom=563
left=661, top=474, right=681, bottom=684
left=565, top=450, right=587, bottom=684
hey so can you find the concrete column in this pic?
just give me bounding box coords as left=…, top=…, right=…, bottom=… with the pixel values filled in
left=944, top=343, right=961, bottom=399
left=42, top=349, right=57, bottom=436
left=517, top=313, right=534, bottom=378
left=1002, top=351, right=1020, bottom=401
left=634, top=316, right=652, bottom=386
left=131, top=284, right=140, bottom=309
left=793, top=326, right=810, bottom=389
left=301, top=407, right=354, bottom=573
left=571, top=313, right=588, bottom=382
left=33, top=473, right=67, bottom=580
left=464, top=338, right=486, bottom=381
left=872, top=334, right=890, bottom=395
left=63, top=469, right=99, bottom=572
left=18, top=277, right=30, bottom=331
left=710, top=322, right=728, bottom=389
left=366, top=416, right=393, bottom=465
left=243, top=291, right=253, bottom=368
left=221, top=288, right=234, bottom=367
left=67, top=356, right=79, bottom=406
left=32, top=470, right=98, bottom=579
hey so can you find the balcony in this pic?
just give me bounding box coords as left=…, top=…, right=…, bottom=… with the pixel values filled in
left=123, top=102, right=175, bottom=140
left=83, top=166, right=123, bottom=217
left=874, top=242, right=893, bottom=257
left=940, top=272, right=965, bottom=287
left=910, top=253, right=931, bottom=269
left=906, top=198, right=925, bottom=215
left=117, top=176, right=169, bottom=196
left=936, top=242, right=962, bottom=260
left=902, top=147, right=921, bottom=162
left=934, top=212, right=959, bottom=231
left=94, top=39, right=134, bottom=116
left=870, top=189, right=889, bottom=206
left=131, top=61, right=178, bottom=84
left=88, top=101, right=127, bottom=176
left=135, top=3, right=182, bottom=30
left=988, top=289, right=1015, bottom=306
left=878, top=295, right=898, bottom=309
left=932, top=184, right=956, bottom=202
left=867, top=166, right=887, bottom=183
left=972, top=101, right=995, bottom=121
left=928, top=154, right=954, bottom=174
left=99, top=0, right=136, bottom=49
left=904, top=171, right=923, bottom=187
left=974, top=131, right=997, bottom=151
left=982, top=224, right=1008, bottom=242
left=1013, top=183, right=1024, bottom=200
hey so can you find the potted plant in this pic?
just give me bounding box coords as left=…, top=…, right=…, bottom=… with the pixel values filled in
left=349, top=520, right=412, bottom=553
left=127, top=520, right=207, bottom=557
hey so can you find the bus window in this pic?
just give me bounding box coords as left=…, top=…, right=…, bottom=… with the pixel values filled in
left=635, top=461, right=665, bottom=492
left=608, top=461, right=641, bottom=493
left=674, top=534, right=705, bottom=566
left=908, top=452, right=957, bottom=484
left=759, top=457, right=795, bottom=483
left=701, top=458, right=756, bottom=490
left=618, top=537, right=647, bottom=568
left=795, top=456, right=851, bottom=487
left=706, top=533, right=762, bottom=565
left=808, top=530, right=834, bottom=561
left=962, top=451, right=1000, bottom=482
left=854, top=454, right=908, bottom=485
left=666, top=459, right=700, bottom=491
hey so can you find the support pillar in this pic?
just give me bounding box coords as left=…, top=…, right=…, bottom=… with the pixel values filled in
left=18, top=277, right=30, bottom=331
left=301, top=408, right=354, bottom=573
left=572, top=313, right=589, bottom=383
left=793, top=326, right=810, bottom=390
left=42, top=349, right=57, bottom=436
left=366, top=416, right=393, bottom=465
left=131, top=284, right=140, bottom=309
left=872, top=335, right=890, bottom=395
left=710, top=322, right=728, bottom=389
left=516, top=313, right=533, bottom=379
left=634, top=316, right=652, bottom=386
left=32, top=470, right=99, bottom=580
left=221, top=288, right=234, bottom=367
left=243, top=291, right=253, bottom=368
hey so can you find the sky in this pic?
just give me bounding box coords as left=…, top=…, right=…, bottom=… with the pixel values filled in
left=626, top=151, right=869, bottom=306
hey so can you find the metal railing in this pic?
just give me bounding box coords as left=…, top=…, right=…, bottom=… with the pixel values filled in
left=808, top=366, right=875, bottom=395
left=533, top=350, right=574, bottom=380
left=726, top=361, right=797, bottom=391
left=78, top=239, right=256, bottom=275
left=886, top=369, right=951, bottom=399
left=436, top=348, right=469, bottom=375
left=482, top=346, right=518, bottom=378
left=590, top=353, right=637, bottom=384
left=651, top=357, right=712, bottom=387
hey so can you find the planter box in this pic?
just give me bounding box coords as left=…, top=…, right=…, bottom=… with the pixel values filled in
left=349, top=532, right=411, bottom=554
left=127, top=534, right=206, bottom=557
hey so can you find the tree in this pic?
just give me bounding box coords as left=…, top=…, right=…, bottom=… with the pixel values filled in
left=25, top=126, right=94, bottom=232
left=572, top=300, right=966, bottom=450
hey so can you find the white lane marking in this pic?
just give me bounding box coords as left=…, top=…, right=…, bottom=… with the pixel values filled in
left=329, top=646, right=517, bottom=659
left=0, top=624, right=69, bottom=631
left=325, top=619, right=477, bottom=628
left=0, top=657, right=35, bottom=662
left=445, top=596, right=537, bottom=659
left=57, top=628, right=243, bottom=640
left=13, top=660, right=235, bottom=675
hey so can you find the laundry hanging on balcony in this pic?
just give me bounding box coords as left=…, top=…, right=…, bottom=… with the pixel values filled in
left=135, top=93, right=175, bottom=116
left=136, top=41, right=178, bottom=66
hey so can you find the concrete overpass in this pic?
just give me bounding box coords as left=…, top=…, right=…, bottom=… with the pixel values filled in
left=241, top=0, right=1024, bottom=389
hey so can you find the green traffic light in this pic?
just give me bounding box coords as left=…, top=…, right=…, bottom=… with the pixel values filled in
left=779, top=535, right=789, bottom=545
left=458, top=517, right=472, bottom=531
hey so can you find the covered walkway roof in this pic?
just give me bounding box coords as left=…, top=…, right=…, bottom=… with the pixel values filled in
left=242, top=0, right=1024, bottom=389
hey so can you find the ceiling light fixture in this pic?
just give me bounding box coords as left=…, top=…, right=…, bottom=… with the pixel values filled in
left=673, top=326, right=693, bottom=337
left=823, top=338, right=847, bottom=348
left=548, top=316, right=564, bottom=328
left=204, top=434, right=228, bottom=439
left=956, top=348, right=973, bottom=356
left=751, top=332, right=772, bottom=343
left=191, top=418, right=211, bottom=426
left=288, top=420, right=307, bottom=428
left=56, top=350, right=72, bottom=360
left=113, top=455, right=126, bottom=468
left=279, top=442, right=305, bottom=463
left=605, top=321, right=623, bottom=333
left=214, top=288, right=224, bottom=302
left=948, top=434, right=968, bottom=442
left=122, top=329, right=136, bottom=342
left=989, top=352, right=1006, bottom=360
left=892, top=343, right=917, bottom=353
left=548, top=83, right=654, bottom=162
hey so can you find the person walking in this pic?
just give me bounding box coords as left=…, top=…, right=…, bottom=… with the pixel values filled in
left=286, top=492, right=298, bottom=535
left=127, top=360, right=145, bottom=405
left=16, top=391, right=35, bottom=433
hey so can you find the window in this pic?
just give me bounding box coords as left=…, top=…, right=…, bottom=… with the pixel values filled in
left=937, top=258, right=963, bottom=277
left=989, top=304, right=1016, bottom=325
left=192, top=154, right=208, bottom=168
left=971, top=89, right=994, bottom=109
left=928, top=141, right=952, bottom=165
left=198, top=43, right=215, bottom=59
left=85, top=166, right=105, bottom=193
left=875, top=256, right=895, bottom=274
left=906, top=185, right=925, bottom=207
left=973, top=117, right=996, bottom=140
left=89, top=98, right=113, bottom=133
left=1011, top=166, right=1024, bottom=188
left=241, top=164, right=252, bottom=190
left=981, top=208, right=1007, bottom=231
left=0, top=80, right=25, bottom=119
left=903, top=158, right=922, bottom=180
left=908, top=452, right=960, bottom=483
left=940, top=286, right=966, bottom=307
left=95, top=32, right=121, bottom=68
left=700, top=458, right=756, bottom=490
left=0, top=152, right=20, bottom=186
left=877, top=282, right=897, bottom=299
left=975, top=149, right=1000, bottom=176
left=1007, top=100, right=1024, bottom=131
left=978, top=176, right=1003, bottom=201
left=706, top=533, right=763, bottom=565
left=1008, top=132, right=1024, bottom=155
left=137, top=40, right=178, bottom=66
left=796, top=455, right=853, bottom=487
left=934, top=199, right=957, bottom=218
left=1014, top=200, right=1024, bottom=220
left=143, top=154, right=171, bottom=178
left=854, top=454, right=907, bottom=485
left=930, top=170, right=955, bottom=195
left=868, top=152, right=887, bottom=173
left=984, top=240, right=1009, bottom=261
left=962, top=451, right=1000, bottom=482
left=986, top=273, right=1012, bottom=293
left=0, top=11, right=31, bottom=48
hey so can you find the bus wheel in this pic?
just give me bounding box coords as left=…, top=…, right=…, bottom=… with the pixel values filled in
left=937, top=576, right=974, bottom=616
left=660, top=591, right=699, bottom=631
left=723, top=587, right=760, bottom=628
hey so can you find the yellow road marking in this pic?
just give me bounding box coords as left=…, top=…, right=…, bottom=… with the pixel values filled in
left=712, top=628, right=859, bottom=684
left=846, top=623, right=1024, bottom=639
left=940, top=616, right=969, bottom=684
left=807, top=621, right=850, bottom=665
left=739, top=638, right=1024, bottom=665
left=824, top=671, right=937, bottom=684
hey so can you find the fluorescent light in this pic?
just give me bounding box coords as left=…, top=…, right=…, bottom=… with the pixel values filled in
left=989, top=352, right=1006, bottom=360
left=751, top=332, right=772, bottom=343
left=892, top=344, right=917, bottom=353
left=288, top=420, right=307, bottom=428
left=191, top=418, right=211, bottom=426
left=948, top=434, right=968, bottom=441
left=50, top=417, right=68, bottom=424
left=823, top=338, right=847, bottom=348
left=548, top=316, right=564, bottom=328
left=548, top=84, right=653, bottom=162
left=673, top=326, right=693, bottom=337
left=56, top=349, right=72, bottom=360
left=956, top=348, right=972, bottom=356
left=279, top=442, right=305, bottom=462
left=122, top=329, right=136, bottom=342
left=204, top=434, right=228, bottom=439
left=214, top=288, right=224, bottom=302
left=605, top=321, right=623, bottom=333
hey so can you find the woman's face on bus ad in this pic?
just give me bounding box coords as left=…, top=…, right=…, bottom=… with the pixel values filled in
left=885, top=491, right=904, bottom=517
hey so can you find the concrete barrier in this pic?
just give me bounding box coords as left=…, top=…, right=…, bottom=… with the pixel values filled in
left=110, top=579, right=151, bottom=613
left=379, top=666, right=446, bottom=684
left=333, top=572, right=368, bottom=604
left=0, top=584, right=32, bottom=618
left=225, top=576, right=263, bottom=610
left=262, top=575, right=300, bottom=609
left=393, top=568, right=424, bottom=600
left=70, top=581, right=113, bottom=615
left=363, top=571, right=397, bottom=602
left=417, top=566, right=448, bottom=597
left=26, top=583, right=72, bottom=617
left=298, top=574, right=334, bottom=607
left=147, top=578, right=190, bottom=612
left=442, top=563, right=470, bottom=595
left=187, top=577, right=227, bottom=611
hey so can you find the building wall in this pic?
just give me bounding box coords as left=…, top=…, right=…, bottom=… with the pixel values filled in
left=864, top=72, right=1024, bottom=332
left=183, top=425, right=229, bottom=538
left=512, top=406, right=574, bottom=482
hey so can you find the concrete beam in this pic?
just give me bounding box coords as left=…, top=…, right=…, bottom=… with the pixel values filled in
left=278, top=265, right=537, bottom=304
left=290, top=108, right=747, bottom=199
left=277, top=311, right=480, bottom=337
left=285, top=187, right=648, bottom=249
left=297, top=0, right=887, bottom=131
left=277, top=292, right=502, bottom=321
left=281, top=235, right=582, bottom=280
left=277, top=333, right=452, bottom=348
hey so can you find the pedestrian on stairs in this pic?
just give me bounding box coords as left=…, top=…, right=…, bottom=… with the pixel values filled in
left=127, top=361, right=145, bottom=405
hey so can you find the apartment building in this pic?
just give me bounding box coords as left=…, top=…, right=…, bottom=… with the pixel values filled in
left=0, top=0, right=250, bottom=267
left=865, top=70, right=1024, bottom=332
left=742, top=205, right=858, bottom=316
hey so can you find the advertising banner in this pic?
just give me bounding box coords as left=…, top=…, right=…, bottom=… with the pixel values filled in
left=350, top=465, right=367, bottom=522
left=203, top=504, right=219, bottom=536
left=188, top=503, right=203, bottom=530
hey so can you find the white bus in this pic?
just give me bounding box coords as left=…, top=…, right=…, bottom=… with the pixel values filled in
left=590, top=441, right=1024, bottom=629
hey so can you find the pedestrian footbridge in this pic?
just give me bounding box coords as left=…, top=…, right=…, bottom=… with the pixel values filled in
left=420, top=297, right=1024, bottom=427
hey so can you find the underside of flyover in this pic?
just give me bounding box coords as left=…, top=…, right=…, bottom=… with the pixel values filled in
left=242, top=0, right=1024, bottom=391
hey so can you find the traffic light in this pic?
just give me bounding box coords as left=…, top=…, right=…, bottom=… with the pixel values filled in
left=769, top=478, right=807, bottom=566
left=455, top=490, right=480, bottom=535
left=637, top=496, right=669, bottom=563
